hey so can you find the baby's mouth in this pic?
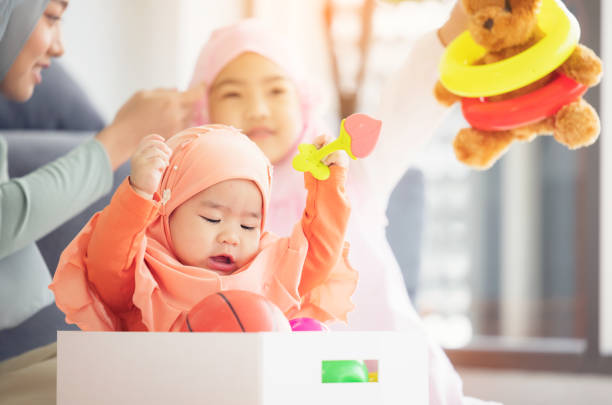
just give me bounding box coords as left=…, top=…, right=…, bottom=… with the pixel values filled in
left=247, top=127, right=275, bottom=139
left=206, top=255, right=237, bottom=273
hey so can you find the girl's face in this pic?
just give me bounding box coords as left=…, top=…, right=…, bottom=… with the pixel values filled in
left=169, top=179, right=263, bottom=275
left=0, top=0, right=67, bottom=102
left=208, top=52, right=303, bottom=164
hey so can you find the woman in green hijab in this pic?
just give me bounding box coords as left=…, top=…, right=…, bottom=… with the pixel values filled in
left=0, top=1, right=204, bottom=401
left=0, top=1, right=204, bottom=396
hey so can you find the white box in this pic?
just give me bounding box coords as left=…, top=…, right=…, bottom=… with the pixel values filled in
left=57, top=331, right=428, bottom=404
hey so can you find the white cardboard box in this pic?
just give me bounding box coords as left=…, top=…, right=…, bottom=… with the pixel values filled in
left=57, top=331, right=428, bottom=404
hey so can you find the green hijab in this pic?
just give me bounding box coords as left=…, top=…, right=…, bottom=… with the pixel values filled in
left=0, top=0, right=49, bottom=81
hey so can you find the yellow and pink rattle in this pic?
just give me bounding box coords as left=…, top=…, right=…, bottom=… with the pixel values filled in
left=292, top=113, right=382, bottom=180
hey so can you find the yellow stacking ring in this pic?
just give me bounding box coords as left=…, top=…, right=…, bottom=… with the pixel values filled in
left=439, top=0, right=580, bottom=98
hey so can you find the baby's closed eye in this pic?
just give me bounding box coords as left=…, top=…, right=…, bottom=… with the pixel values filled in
left=200, top=216, right=220, bottom=223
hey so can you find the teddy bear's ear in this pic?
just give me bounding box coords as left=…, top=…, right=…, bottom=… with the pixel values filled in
left=512, top=0, right=542, bottom=15
left=461, top=0, right=509, bottom=15
left=461, top=0, right=476, bottom=15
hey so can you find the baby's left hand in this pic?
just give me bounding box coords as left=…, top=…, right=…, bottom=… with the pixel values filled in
left=313, top=134, right=349, bottom=169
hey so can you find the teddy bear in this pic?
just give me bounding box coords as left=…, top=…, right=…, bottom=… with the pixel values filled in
left=434, top=0, right=603, bottom=169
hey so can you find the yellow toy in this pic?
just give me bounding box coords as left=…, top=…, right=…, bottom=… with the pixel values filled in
left=439, top=0, right=579, bottom=97
left=293, top=113, right=382, bottom=180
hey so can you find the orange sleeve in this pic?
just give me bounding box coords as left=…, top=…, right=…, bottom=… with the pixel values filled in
left=86, top=178, right=159, bottom=314
left=298, top=165, right=351, bottom=296
left=290, top=241, right=358, bottom=324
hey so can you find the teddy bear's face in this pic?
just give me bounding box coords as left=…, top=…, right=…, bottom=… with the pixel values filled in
left=462, top=0, right=542, bottom=52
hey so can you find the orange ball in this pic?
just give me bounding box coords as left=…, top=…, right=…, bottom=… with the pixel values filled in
left=182, top=290, right=291, bottom=332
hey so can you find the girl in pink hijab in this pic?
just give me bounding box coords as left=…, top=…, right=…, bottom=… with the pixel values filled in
left=49, top=125, right=357, bottom=332
left=189, top=19, right=469, bottom=405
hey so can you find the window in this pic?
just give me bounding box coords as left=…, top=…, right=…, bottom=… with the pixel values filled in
left=369, top=0, right=611, bottom=373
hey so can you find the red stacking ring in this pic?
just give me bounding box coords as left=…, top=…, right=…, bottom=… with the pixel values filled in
left=461, top=72, right=587, bottom=131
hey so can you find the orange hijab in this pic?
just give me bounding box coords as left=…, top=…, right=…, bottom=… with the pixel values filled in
left=51, top=126, right=351, bottom=331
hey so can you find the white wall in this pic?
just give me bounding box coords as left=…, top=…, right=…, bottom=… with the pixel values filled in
left=60, top=0, right=242, bottom=122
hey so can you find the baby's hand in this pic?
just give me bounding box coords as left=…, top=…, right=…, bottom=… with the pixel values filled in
left=313, top=134, right=349, bottom=169
left=130, top=134, right=173, bottom=199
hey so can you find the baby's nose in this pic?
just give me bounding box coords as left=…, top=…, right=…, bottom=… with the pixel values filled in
left=219, top=232, right=239, bottom=246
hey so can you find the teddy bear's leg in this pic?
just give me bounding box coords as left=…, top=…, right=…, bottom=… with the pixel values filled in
left=434, top=80, right=462, bottom=107
left=558, top=44, right=603, bottom=87
left=554, top=98, right=600, bottom=149
left=453, top=128, right=515, bottom=169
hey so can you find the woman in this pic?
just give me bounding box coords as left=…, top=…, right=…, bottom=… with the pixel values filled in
left=0, top=1, right=202, bottom=401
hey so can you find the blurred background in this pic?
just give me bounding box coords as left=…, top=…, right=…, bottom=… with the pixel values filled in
left=52, top=0, right=612, bottom=403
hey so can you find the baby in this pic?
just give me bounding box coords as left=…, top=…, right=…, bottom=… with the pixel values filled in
left=50, top=125, right=357, bottom=331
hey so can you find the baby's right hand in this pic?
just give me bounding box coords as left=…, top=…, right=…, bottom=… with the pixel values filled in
left=129, top=134, right=173, bottom=199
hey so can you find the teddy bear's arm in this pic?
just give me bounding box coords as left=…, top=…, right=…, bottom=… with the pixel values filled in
left=434, top=80, right=461, bottom=107
left=559, top=44, right=603, bottom=88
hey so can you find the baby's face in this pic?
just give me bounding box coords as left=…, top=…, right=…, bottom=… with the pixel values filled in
left=169, top=179, right=263, bottom=274
left=208, top=52, right=303, bottom=164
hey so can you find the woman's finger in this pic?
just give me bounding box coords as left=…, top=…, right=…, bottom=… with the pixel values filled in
left=180, top=82, right=207, bottom=106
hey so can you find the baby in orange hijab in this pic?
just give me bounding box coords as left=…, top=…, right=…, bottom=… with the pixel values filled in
left=49, top=125, right=357, bottom=332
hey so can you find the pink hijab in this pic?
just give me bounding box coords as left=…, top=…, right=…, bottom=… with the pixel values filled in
left=51, top=126, right=356, bottom=332
left=189, top=19, right=323, bottom=236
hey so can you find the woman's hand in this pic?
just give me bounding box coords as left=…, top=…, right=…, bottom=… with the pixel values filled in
left=95, top=83, right=206, bottom=170
left=313, top=134, right=349, bottom=169
left=112, top=84, right=205, bottom=139
left=129, top=134, right=173, bottom=200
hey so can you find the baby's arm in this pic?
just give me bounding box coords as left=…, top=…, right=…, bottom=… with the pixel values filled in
left=86, top=135, right=171, bottom=314
left=298, top=135, right=351, bottom=296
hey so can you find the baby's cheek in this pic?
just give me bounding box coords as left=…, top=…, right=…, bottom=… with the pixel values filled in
left=244, top=234, right=261, bottom=258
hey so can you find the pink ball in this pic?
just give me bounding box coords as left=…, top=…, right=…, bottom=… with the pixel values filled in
left=289, top=317, right=329, bottom=332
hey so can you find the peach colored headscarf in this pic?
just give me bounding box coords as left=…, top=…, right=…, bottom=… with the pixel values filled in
left=51, top=126, right=355, bottom=332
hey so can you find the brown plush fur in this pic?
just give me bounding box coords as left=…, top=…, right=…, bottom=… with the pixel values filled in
left=435, top=0, right=603, bottom=169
